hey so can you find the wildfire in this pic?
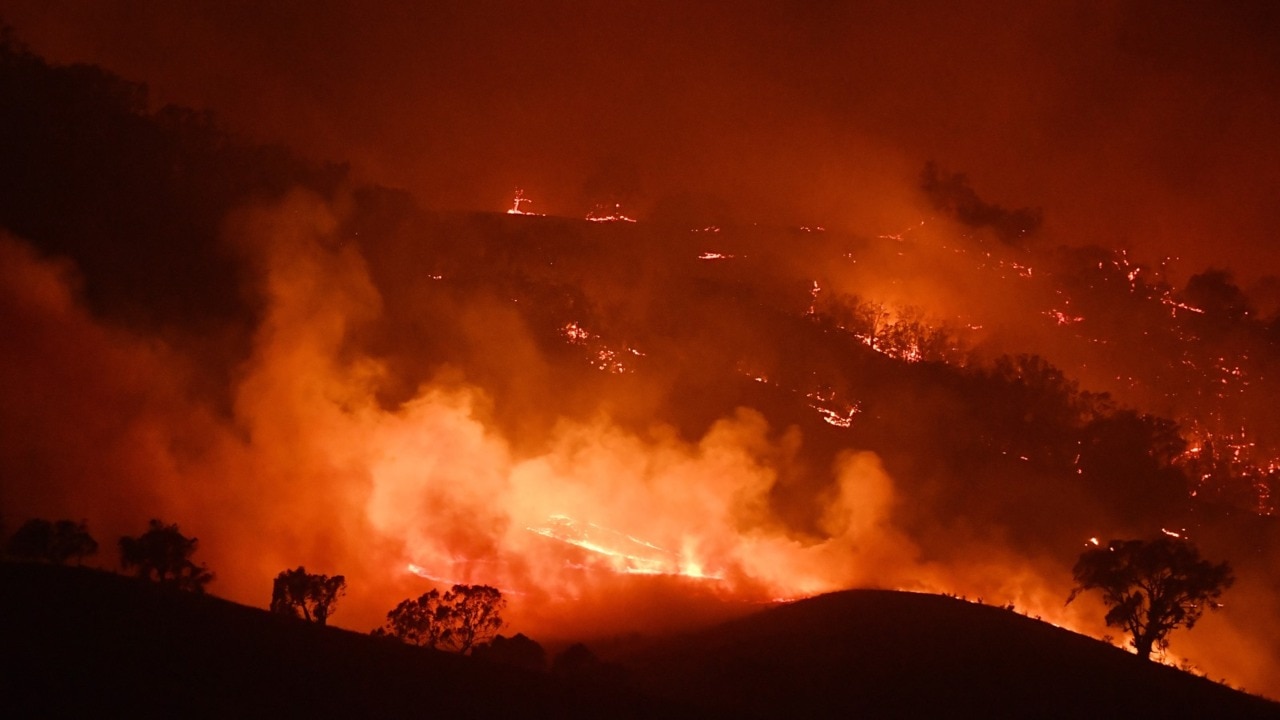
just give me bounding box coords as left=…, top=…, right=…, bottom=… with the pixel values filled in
left=592, top=347, right=644, bottom=374
left=585, top=203, right=637, bottom=223
left=560, top=321, right=592, bottom=344
left=806, top=390, right=862, bottom=429
left=560, top=321, right=645, bottom=373
left=1045, top=309, right=1085, bottom=326
left=876, top=220, right=925, bottom=242
left=526, top=515, right=724, bottom=580
left=1160, top=295, right=1205, bottom=316
left=506, top=188, right=545, bottom=216
left=805, top=280, right=821, bottom=316
left=1177, top=425, right=1278, bottom=515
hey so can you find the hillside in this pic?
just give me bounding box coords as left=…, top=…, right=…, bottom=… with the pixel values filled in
left=2, top=564, right=1275, bottom=718
left=0, top=563, right=683, bottom=719
left=614, top=589, right=1280, bottom=718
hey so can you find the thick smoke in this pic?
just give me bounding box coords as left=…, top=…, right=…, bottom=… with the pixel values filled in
left=920, top=162, right=1043, bottom=245
left=0, top=193, right=1087, bottom=630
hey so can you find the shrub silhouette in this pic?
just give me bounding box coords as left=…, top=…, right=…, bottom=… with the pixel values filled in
left=6, top=518, right=98, bottom=564
left=118, top=519, right=213, bottom=592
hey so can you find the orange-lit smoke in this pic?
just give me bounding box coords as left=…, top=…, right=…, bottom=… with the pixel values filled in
left=0, top=193, right=1274, bottom=696
left=0, top=196, right=1016, bottom=623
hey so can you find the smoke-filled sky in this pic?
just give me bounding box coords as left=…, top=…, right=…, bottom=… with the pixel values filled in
left=6, top=0, right=1280, bottom=282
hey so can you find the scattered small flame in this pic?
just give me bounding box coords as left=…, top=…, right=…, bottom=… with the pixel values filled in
left=506, top=188, right=545, bottom=216
left=586, top=203, right=637, bottom=223
left=560, top=321, right=644, bottom=373
left=561, top=321, right=592, bottom=344
left=1045, top=309, right=1085, bottom=326
left=806, top=390, right=862, bottom=428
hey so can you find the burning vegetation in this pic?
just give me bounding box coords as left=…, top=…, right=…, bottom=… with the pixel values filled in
left=1, top=26, right=1280, bottom=700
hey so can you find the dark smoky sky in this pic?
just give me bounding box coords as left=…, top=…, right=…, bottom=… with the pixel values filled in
left=6, top=0, right=1280, bottom=281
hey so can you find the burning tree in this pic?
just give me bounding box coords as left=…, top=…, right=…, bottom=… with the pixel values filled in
left=1067, top=537, right=1233, bottom=659
left=374, top=584, right=505, bottom=654
left=118, top=519, right=214, bottom=593
left=269, top=566, right=347, bottom=625
left=6, top=518, right=98, bottom=565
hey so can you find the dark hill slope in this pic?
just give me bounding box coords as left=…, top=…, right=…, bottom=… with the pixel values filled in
left=614, top=589, right=1280, bottom=718
left=0, top=563, right=687, bottom=719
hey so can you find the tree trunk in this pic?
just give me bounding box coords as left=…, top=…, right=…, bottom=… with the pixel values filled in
left=1134, top=634, right=1154, bottom=660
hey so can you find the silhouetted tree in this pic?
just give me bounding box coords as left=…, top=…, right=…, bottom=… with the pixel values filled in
left=6, top=518, right=98, bottom=564
left=270, top=566, right=346, bottom=625
left=472, top=633, right=548, bottom=672
left=1068, top=537, right=1233, bottom=659
left=118, top=519, right=213, bottom=592
left=374, top=584, right=505, bottom=653
left=374, top=590, right=445, bottom=648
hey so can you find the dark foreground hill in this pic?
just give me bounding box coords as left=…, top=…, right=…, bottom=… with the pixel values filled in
left=3, top=565, right=1276, bottom=719
left=613, top=588, right=1280, bottom=719
left=0, top=563, right=685, bottom=719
